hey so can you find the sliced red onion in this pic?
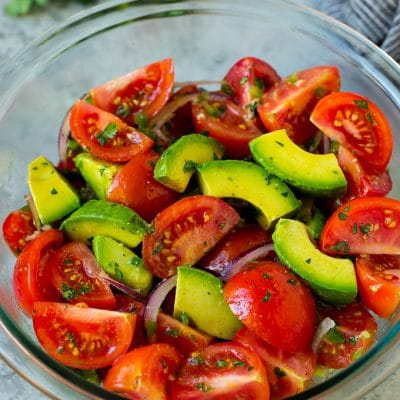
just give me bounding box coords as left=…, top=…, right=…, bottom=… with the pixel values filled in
left=312, top=317, right=336, bottom=353
left=103, top=276, right=147, bottom=304
left=58, top=108, right=72, bottom=167
left=25, top=194, right=41, bottom=230
left=143, top=275, right=177, bottom=341
left=174, top=80, right=222, bottom=88
left=222, top=243, right=275, bottom=282
left=322, top=134, right=330, bottom=154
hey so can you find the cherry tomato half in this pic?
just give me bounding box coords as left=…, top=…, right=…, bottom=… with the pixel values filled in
left=69, top=99, right=153, bottom=162
left=32, top=302, right=136, bottom=369
left=320, top=197, right=400, bottom=255
left=224, top=261, right=316, bottom=353
left=310, top=92, right=393, bottom=173
left=142, top=195, right=241, bottom=279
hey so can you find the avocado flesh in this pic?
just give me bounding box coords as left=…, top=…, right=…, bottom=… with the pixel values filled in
left=173, top=266, right=242, bottom=339
left=61, top=199, right=147, bottom=248
left=197, top=160, right=299, bottom=230
left=74, top=153, right=122, bottom=200
left=28, top=156, right=80, bottom=224
left=154, top=134, right=224, bottom=193
left=250, top=129, right=347, bottom=198
left=273, top=218, right=357, bottom=304
left=92, top=235, right=152, bottom=295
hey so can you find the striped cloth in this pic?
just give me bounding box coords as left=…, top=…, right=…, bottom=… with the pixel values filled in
left=306, top=0, right=400, bottom=61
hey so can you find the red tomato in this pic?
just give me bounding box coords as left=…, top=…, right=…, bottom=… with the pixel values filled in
left=13, top=229, right=64, bottom=316
left=154, top=312, right=215, bottom=356
left=198, top=224, right=272, bottom=276
left=355, top=255, right=400, bottom=318
left=2, top=207, right=36, bottom=255
left=316, top=302, right=377, bottom=369
left=257, top=66, right=340, bottom=144
left=48, top=241, right=116, bottom=309
left=69, top=99, right=153, bottom=162
left=170, top=342, right=270, bottom=400
left=311, top=92, right=393, bottom=173
left=320, top=197, right=400, bottom=255
left=90, top=58, right=175, bottom=124
left=104, top=343, right=182, bottom=400
left=107, top=150, right=178, bottom=222
left=142, top=195, right=241, bottom=279
left=234, top=327, right=316, bottom=399
left=192, top=97, right=261, bottom=158
left=223, top=57, right=280, bottom=120
left=223, top=261, right=316, bottom=353
left=32, top=302, right=136, bottom=369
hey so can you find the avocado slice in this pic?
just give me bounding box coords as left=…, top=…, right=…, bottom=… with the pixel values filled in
left=61, top=199, right=147, bottom=248
left=250, top=129, right=347, bottom=198
left=173, top=266, right=242, bottom=339
left=272, top=218, right=357, bottom=304
left=154, top=134, right=224, bottom=193
left=197, top=160, right=299, bottom=230
left=28, top=156, right=80, bottom=224
left=92, top=235, right=152, bottom=295
left=74, top=153, right=122, bottom=200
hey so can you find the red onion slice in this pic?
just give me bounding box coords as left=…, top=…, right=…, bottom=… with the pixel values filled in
left=143, top=275, right=178, bottom=341
left=58, top=108, right=72, bottom=167
left=174, top=80, right=222, bottom=88
left=25, top=194, right=41, bottom=230
left=103, top=276, right=147, bottom=303
left=312, top=317, right=336, bottom=353
left=222, top=243, right=275, bottom=282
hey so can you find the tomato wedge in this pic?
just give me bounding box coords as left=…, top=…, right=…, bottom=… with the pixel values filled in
left=170, top=342, right=270, bottom=400
left=224, top=261, right=316, bottom=353
left=320, top=197, right=400, bottom=255
left=48, top=241, right=116, bottom=309
left=310, top=92, right=393, bottom=173
left=142, top=195, right=241, bottom=279
left=356, top=254, right=400, bottom=318
left=316, top=302, right=377, bottom=369
left=13, top=229, right=64, bottom=316
left=90, top=58, right=175, bottom=124
left=2, top=207, right=36, bottom=255
left=257, top=66, right=340, bottom=144
left=104, top=343, right=182, bottom=399
left=32, top=302, right=136, bottom=369
left=234, top=327, right=316, bottom=399
left=69, top=99, right=153, bottom=162
left=107, top=150, right=178, bottom=222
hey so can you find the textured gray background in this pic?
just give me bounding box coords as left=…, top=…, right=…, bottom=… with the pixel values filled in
left=0, top=0, right=399, bottom=398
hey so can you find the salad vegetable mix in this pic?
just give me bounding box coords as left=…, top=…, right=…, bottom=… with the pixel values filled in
left=2, top=57, right=399, bottom=399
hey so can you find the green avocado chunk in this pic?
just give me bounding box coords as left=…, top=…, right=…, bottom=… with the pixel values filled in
left=154, top=134, right=225, bottom=193
left=92, top=235, right=152, bottom=295
left=197, top=160, right=299, bottom=230
left=250, top=129, right=347, bottom=198
left=74, top=153, right=122, bottom=200
left=60, top=199, right=147, bottom=248
left=272, top=218, right=357, bottom=304
left=173, top=266, right=242, bottom=339
left=28, top=156, right=80, bottom=224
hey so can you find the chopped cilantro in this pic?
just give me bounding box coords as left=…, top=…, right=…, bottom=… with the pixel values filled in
left=183, top=160, right=198, bottom=173
left=305, top=258, right=311, bottom=264
left=233, top=360, right=246, bottom=368
left=216, top=359, right=228, bottom=368
left=99, top=167, right=106, bottom=176
left=287, top=73, right=298, bottom=85
left=325, top=327, right=346, bottom=344
left=221, top=83, right=234, bottom=96
left=274, top=367, right=286, bottom=377
left=287, top=278, right=297, bottom=285
left=366, top=111, right=374, bottom=124
left=191, top=356, right=204, bottom=365
left=116, top=104, right=131, bottom=118
left=354, top=99, right=369, bottom=110
left=134, top=111, right=149, bottom=133
left=262, top=272, right=271, bottom=279
left=97, top=122, right=118, bottom=146
left=314, top=86, right=326, bottom=98
left=359, top=223, right=371, bottom=235
left=262, top=291, right=272, bottom=303
left=50, top=188, right=58, bottom=195
left=330, top=240, right=350, bottom=254
left=194, top=382, right=212, bottom=392
left=349, top=336, right=358, bottom=346
left=166, top=328, right=179, bottom=338
left=275, top=140, right=284, bottom=147
left=352, top=223, right=358, bottom=234
left=239, top=76, right=249, bottom=85
left=180, top=311, right=190, bottom=326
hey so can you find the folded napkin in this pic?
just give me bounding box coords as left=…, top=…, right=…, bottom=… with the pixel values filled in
left=306, top=0, right=400, bottom=61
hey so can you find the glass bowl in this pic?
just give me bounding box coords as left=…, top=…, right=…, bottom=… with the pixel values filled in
left=0, top=0, right=399, bottom=399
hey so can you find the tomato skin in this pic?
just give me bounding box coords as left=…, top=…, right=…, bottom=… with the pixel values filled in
left=142, top=195, right=241, bottom=279
left=234, top=327, right=316, bottom=400
left=310, top=92, right=393, bottom=173
left=198, top=224, right=272, bottom=276
left=32, top=302, right=135, bottom=369
left=258, top=66, right=340, bottom=144
left=2, top=208, right=36, bottom=256
left=107, top=150, right=178, bottom=222
left=90, top=58, right=175, bottom=124
left=169, top=342, right=270, bottom=400
left=70, top=99, right=153, bottom=162
left=192, top=98, right=261, bottom=158
left=104, top=343, right=182, bottom=400
left=223, top=261, right=316, bottom=353
left=320, top=197, right=400, bottom=255
left=356, top=255, right=400, bottom=318
left=49, top=241, right=116, bottom=310
left=316, top=302, right=377, bottom=369
left=13, top=229, right=64, bottom=316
